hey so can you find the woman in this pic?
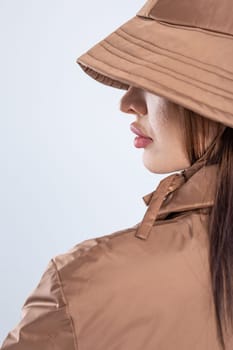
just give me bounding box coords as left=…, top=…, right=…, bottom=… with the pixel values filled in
left=2, top=0, right=233, bottom=349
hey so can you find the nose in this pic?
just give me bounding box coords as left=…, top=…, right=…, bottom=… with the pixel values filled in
left=119, top=86, right=147, bottom=117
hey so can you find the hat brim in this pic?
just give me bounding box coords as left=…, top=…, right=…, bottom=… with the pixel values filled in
left=77, top=15, right=233, bottom=128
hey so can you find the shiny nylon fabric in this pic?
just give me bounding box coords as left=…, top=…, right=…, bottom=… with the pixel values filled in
left=1, top=260, right=77, bottom=349
left=2, top=162, right=233, bottom=349
left=77, top=0, right=233, bottom=128
left=1, top=131, right=233, bottom=348
left=3, top=0, right=233, bottom=348
left=140, top=0, right=233, bottom=36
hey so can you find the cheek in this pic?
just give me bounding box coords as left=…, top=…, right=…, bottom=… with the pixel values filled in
left=149, top=119, right=185, bottom=157
left=147, top=97, right=184, bottom=147
left=149, top=114, right=170, bottom=141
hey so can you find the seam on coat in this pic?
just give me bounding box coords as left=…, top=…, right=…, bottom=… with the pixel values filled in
left=178, top=214, right=211, bottom=293
left=86, top=51, right=233, bottom=115
left=54, top=227, right=138, bottom=272
left=51, top=259, right=79, bottom=350
left=189, top=211, right=211, bottom=291
left=97, top=226, right=138, bottom=240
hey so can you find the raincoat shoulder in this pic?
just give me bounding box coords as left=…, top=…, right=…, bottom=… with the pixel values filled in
left=0, top=226, right=137, bottom=350
left=1, top=164, right=233, bottom=349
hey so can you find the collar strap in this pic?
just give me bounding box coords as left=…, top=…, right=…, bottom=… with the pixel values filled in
left=135, top=173, right=186, bottom=240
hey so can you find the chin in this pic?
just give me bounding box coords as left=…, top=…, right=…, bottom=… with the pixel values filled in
left=142, top=155, right=191, bottom=174
left=142, top=160, right=167, bottom=174
left=145, top=166, right=171, bottom=174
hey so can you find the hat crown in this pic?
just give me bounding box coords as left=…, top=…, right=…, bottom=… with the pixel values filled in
left=137, top=0, right=233, bottom=36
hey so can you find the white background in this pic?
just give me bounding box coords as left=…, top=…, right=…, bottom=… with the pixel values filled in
left=0, top=0, right=171, bottom=343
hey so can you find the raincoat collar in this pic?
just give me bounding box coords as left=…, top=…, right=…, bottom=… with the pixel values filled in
left=134, top=127, right=225, bottom=240
left=135, top=162, right=218, bottom=240
left=146, top=163, right=217, bottom=218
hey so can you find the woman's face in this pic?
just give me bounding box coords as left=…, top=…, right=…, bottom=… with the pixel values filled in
left=119, top=85, right=191, bottom=174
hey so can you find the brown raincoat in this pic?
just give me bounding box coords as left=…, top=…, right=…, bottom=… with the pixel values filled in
left=2, top=0, right=233, bottom=348
left=1, top=156, right=233, bottom=349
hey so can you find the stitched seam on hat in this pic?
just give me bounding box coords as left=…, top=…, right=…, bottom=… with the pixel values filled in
left=136, top=15, right=233, bottom=41
left=86, top=50, right=233, bottom=115
left=99, top=41, right=233, bottom=101
left=118, top=27, right=233, bottom=78
left=155, top=19, right=233, bottom=41
left=101, top=40, right=231, bottom=97
left=101, top=39, right=233, bottom=99
left=112, top=32, right=218, bottom=77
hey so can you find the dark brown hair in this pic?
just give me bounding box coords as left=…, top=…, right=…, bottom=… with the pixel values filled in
left=176, top=103, right=233, bottom=349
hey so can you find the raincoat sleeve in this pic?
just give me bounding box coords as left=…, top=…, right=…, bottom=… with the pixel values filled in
left=1, top=259, right=77, bottom=350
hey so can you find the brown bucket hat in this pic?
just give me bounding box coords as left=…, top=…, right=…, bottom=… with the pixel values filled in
left=76, top=0, right=233, bottom=129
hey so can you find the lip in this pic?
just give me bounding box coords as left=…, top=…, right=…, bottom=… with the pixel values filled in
left=130, top=123, right=153, bottom=140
